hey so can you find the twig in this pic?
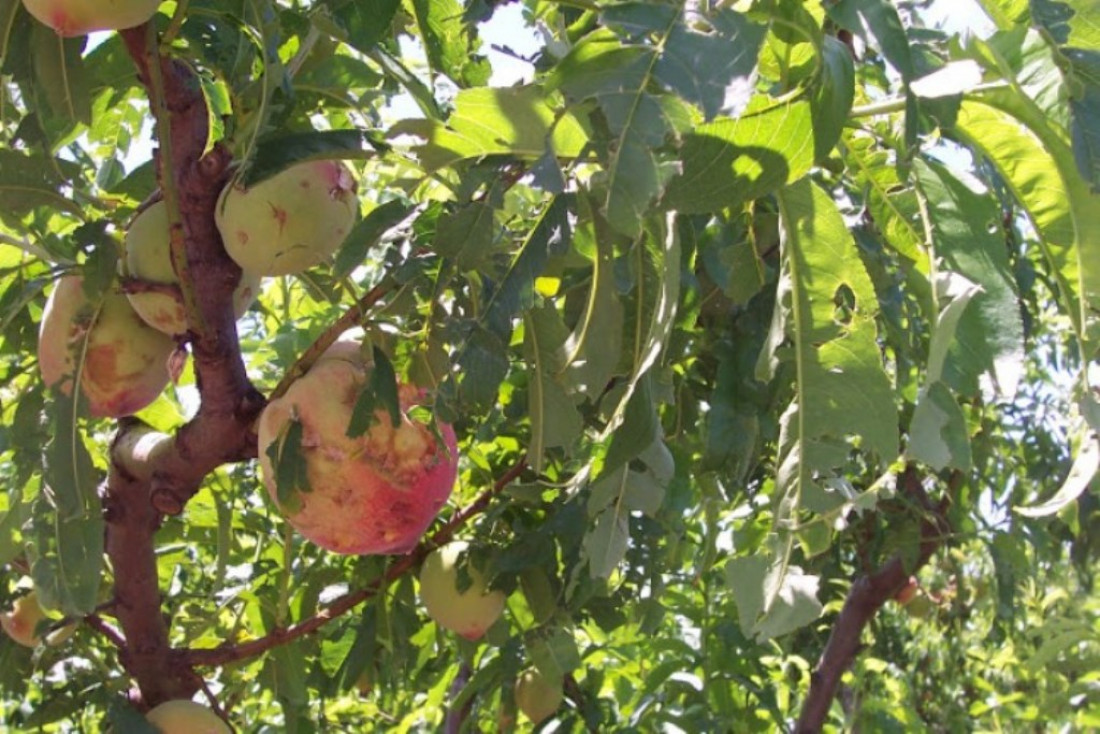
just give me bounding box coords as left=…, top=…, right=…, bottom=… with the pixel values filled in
left=269, top=279, right=395, bottom=401
left=83, top=614, right=127, bottom=649
left=443, top=663, right=473, bottom=733
left=795, top=467, right=954, bottom=732
left=187, top=457, right=528, bottom=667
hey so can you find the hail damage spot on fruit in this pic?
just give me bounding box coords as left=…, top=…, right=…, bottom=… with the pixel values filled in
left=216, top=160, right=358, bottom=276
left=258, top=340, right=457, bottom=555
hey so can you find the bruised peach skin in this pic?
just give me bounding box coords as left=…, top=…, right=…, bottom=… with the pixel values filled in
left=21, top=0, right=162, bottom=37
left=258, top=357, right=457, bottom=555
left=38, top=276, right=176, bottom=418
left=216, top=160, right=358, bottom=277
left=125, top=200, right=260, bottom=335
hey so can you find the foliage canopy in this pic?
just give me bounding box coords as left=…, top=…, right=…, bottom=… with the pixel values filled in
left=0, top=0, right=1099, bottom=731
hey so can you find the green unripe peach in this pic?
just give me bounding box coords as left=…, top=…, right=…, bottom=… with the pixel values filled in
left=20, top=0, right=162, bottom=37
left=419, top=541, right=505, bottom=640
left=145, top=700, right=231, bottom=734
left=124, top=200, right=260, bottom=335
left=216, top=161, right=358, bottom=276
left=515, top=668, right=563, bottom=725
left=38, top=276, right=177, bottom=417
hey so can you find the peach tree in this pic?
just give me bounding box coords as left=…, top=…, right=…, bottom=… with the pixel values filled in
left=0, top=0, right=1099, bottom=730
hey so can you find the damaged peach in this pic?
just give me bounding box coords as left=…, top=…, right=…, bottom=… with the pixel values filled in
left=38, top=276, right=177, bottom=418
left=257, top=340, right=457, bottom=555
left=216, top=160, right=358, bottom=277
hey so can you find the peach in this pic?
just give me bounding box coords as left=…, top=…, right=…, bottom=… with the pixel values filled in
left=145, top=700, right=231, bottom=734
left=258, top=341, right=457, bottom=554
left=124, top=200, right=260, bottom=335
left=419, top=541, right=505, bottom=640
left=515, top=668, right=563, bottom=725
left=21, top=0, right=161, bottom=37
left=216, top=161, right=358, bottom=276
left=38, top=276, right=176, bottom=418
left=1, top=591, right=74, bottom=647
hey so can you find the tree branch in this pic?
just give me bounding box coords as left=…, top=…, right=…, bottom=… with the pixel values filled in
left=186, top=457, right=528, bottom=667
left=795, top=467, right=953, bottom=732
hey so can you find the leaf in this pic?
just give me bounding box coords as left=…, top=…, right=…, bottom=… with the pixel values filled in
left=241, top=129, right=384, bottom=187
left=915, top=158, right=1026, bottom=398
left=909, top=381, right=973, bottom=471
left=601, top=2, right=765, bottom=120
left=392, top=85, right=589, bottom=173
left=584, top=507, right=629, bottom=580
left=483, top=195, right=572, bottom=340
left=43, top=392, right=98, bottom=519
left=432, top=201, right=496, bottom=270
left=0, top=0, right=19, bottom=70
left=318, top=0, right=401, bottom=54
left=664, top=99, right=815, bottom=214
left=1016, top=434, right=1100, bottom=517
left=525, top=306, right=582, bottom=474
left=526, top=626, right=581, bottom=679
left=952, top=99, right=1088, bottom=346
left=811, top=36, right=856, bottom=162
left=29, top=493, right=103, bottom=616
left=911, top=60, right=984, bottom=98
left=549, top=27, right=684, bottom=236
left=0, top=150, right=84, bottom=225
left=346, top=347, right=401, bottom=437
left=762, top=178, right=897, bottom=611
left=265, top=417, right=312, bottom=512
left=30, top=25, right=91, bottom=126
left=750, top=566, right=823, bottom=642
left=334, top=199, right=413, bottom=279
left=826, top=0, right=915, bottom=81
left=408, top=0, right=490, bottom=87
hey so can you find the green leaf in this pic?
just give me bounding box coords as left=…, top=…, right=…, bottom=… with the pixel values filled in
left=525, top=306, right=582, bottom=474
left=584, top=507, right=629, bottom=580
left=665, top=99, right=815, bottom=213
left=265, top=417, right=312, bottom=512
left=484, top=195, right=572, bottom=340
left=29, top=493, right=103, bottom=616
left=915, top=158, right=1026, bottom=397
left=0, top=0, right=20, bottom=70
left=909, top=381, right=973, bottom=471
left=347, top=347, right=401, bottom=438
left=1016, top=434, right=1100, bottom=517
left=601, top=3, right=765, bottom=120
left=392, top=85, right=589, bottom=173
left=408, top=0, right=490, bottom=88
left=954, top=86, right=1100, bottom=359
left=526, top=626, right=581, bottom=679
left=811, top=37, right=855, bottom=162
left=334, top=199, right=413, bottom=279
left=432, top=201, right=496, bottom=270
left=43, top=393, right=98, bottom=519
left=30, top=25, right=91, bottom=126
left=0, top=150, right=84, bottom=225
left=241, top=129, right=383, bottom=187
left=826, top=0, right=915, bottom=81
left=318, top=0, right=400, bottom=54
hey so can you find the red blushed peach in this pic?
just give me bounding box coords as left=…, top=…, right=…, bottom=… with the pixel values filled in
left=38, top=276, right=177, bottom=418
left=216, top=160, right=358, bottom=277
left=21, top=0, right=162, bottom=37
left=258, top=353, right=457, bottom=555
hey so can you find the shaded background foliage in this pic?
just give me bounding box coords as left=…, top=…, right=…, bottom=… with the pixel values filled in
left=0, top=0, right=1098, bottom=731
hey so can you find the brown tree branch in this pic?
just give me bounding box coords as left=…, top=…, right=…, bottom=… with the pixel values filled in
left=187, top=457, right=528, bottom=667
left=82, top=614, right=126, bottom=649
left=795, top=467, right=953, bottom=732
